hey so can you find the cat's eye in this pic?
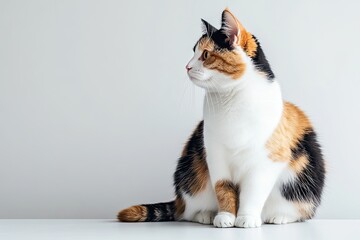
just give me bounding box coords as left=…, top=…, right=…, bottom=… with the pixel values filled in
left=202, top=50, right=209, bottom=60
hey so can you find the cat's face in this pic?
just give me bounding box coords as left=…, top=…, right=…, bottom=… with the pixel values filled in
left=186, top=9, right=273, bottom=91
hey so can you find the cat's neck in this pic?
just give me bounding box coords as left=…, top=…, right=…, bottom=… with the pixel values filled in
left=203, top=73, right=282, bottom=118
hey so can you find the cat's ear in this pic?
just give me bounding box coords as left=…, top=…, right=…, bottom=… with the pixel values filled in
left=220, top=8, right=245, bottom=47
left=201, top=19, right=217, bottom=36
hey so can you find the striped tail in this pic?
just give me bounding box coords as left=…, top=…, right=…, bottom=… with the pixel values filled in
left=118, top=201, right=176, bottom=222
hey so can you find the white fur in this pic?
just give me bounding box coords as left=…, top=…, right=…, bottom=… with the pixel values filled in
left=213, top=212, right=236, bottom=228
left=183, top=44, right=302, bottom=228
left=182, top=180, right=217, bottom=221
left=193, top=211, right=216, bottom=225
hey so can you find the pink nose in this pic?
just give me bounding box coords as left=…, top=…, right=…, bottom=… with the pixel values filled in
left=186, top=65, right=192, bottom=71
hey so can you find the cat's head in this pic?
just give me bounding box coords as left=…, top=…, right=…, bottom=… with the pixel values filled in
left=186, top=8, right=274, bottom=91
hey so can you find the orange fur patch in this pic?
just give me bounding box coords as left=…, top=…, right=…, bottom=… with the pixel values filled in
left=198, top=38, right=215, bottom=52
left=190, top=155, right=209, bottom=194
left=117, top=205, right=147, bottom=222
left=295, top=201, right=315, bottom=220
left=267, top=102, right=312, bottom=163
left=215, top=180, right=239, bottom=215
left=242, top=33, right=257, bottom=57
left=290, top=155, right=310, bottom=174
left=204, top=50, right=246, bottom=79
left=175, top=197, right=185, bottom=219
left=198, top=38, right=246, bottom=80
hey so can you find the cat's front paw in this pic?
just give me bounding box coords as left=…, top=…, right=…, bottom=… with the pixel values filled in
left=235, top=215, right=262, bottom=228
left=213, top=212, right=235, bottom=228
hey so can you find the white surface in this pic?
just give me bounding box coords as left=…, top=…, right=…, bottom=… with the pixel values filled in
left=1, top=0, right=360, bottom=219
left=0, top=220, right=359, bottom=240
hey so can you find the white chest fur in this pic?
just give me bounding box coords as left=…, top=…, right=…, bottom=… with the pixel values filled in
left=203, top=78, right=283, bottom=152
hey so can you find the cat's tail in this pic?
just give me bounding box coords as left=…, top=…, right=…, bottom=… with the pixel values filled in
left=117, top=200, right=176, bottom=222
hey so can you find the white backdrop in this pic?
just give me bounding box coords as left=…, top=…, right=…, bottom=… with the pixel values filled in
left=1, top=0, right=360, bottom=219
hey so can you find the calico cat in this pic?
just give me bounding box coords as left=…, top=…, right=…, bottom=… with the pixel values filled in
left=118, top=8, right=325, bottom=228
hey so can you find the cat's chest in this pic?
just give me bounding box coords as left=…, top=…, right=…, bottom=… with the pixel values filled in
left=203, top=98, right=282, bottom=149
left=204, top=107, right=262, bottom=148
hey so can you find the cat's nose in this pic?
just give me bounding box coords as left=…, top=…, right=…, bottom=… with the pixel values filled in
left=186, top=65, right=192, bottom=71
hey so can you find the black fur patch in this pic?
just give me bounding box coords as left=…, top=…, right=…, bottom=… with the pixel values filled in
left=250, top=35, right=275, bottom=80
left=142, top=201, right=175, bottom=222
left=193, top=31, right=232, bottom=52
left=281, top=129, right=325, bottom=205
left=174, top=121, right=206, bottom=196
left=201, top=19, right=217, bottom=37
left=209, top=30, right=233, bottom=50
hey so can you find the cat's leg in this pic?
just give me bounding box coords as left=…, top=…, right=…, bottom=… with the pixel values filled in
left=235, top=159, right=286, bottom=228
left=212, top=180, right=238, bottom=228
left=205, top=142, right=238, bottom=228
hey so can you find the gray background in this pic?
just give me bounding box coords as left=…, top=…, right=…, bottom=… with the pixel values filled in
left=1, top=0, right=359, bottom=219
